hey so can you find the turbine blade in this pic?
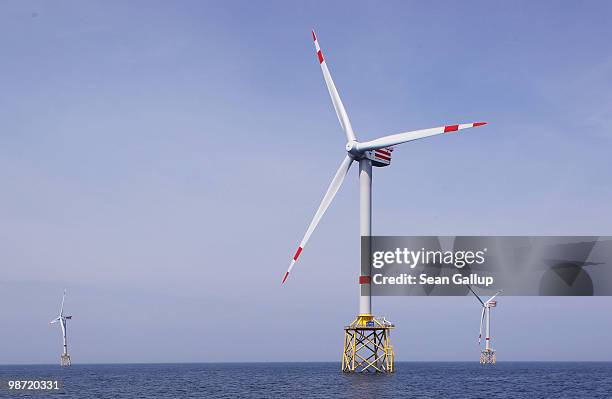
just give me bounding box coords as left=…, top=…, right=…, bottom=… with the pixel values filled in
left=467, top=285, right=485, bottom=306
left=60, top=289, right=66, bottom=316
left=49, top=317, right=60, bottom=324
left=312, top=30, right=356, bottom=142
left=486, top=290, right=503, bottom=304
left=355, top=122, right=487, bottom=152
left=282, top=155, right=353, bottom=283
left=478, top=307, right=485, bottom=344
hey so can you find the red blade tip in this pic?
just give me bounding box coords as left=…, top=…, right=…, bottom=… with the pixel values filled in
left=473, top=122, right=488, bottom=127
left=312, top=30, right=317, bottom=41
left=282, top=272, right=289, bottom=284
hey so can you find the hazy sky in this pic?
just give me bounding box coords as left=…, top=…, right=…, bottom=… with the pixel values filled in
left=1, top=1, right=611, bottom=364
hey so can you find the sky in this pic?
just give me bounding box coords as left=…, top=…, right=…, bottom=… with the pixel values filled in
left=1, top=0, right=612, bottom=364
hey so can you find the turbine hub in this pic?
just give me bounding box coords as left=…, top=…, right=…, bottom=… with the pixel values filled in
left=345, top=140, right=361, bottom=155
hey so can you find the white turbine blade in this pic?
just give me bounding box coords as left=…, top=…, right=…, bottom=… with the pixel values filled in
left=467, top=285, right=485, bottom=306
left=485, top=290, right=503, bottom=304
left=59, top=289, right=66, bottom=316
left=283, top=155, right=353, bottom=283
left=49, top=317, right=60, bottom=324
left=312, top=30, right=356, bottom=142
left=355, top=122, right=487, bottom=152
left=478, top=307, right=485, bottom=344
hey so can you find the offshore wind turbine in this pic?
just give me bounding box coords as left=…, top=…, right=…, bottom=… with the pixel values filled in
left=468, top=286, right=502, bottom=364
left=282, top=30, right=488, bottom=372
left=49, top=289, right=73, bottom=366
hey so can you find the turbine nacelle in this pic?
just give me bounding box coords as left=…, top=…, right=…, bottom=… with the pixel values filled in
left=346, top=141, right=393, bottom=167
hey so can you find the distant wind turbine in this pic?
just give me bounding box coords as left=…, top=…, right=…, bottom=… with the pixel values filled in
left=468, top=286, right=501, bottom=364
left=49, top=289, right=73, bottom=366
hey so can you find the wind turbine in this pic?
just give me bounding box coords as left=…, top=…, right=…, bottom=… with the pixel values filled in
left=468, top=286, right=502, bottom=364
left=282, top=30, right=488, bottom=372
left=49, top=289, right=73, bottom=366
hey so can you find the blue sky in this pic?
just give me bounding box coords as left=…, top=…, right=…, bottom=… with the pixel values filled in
left=1, top=1, right=611, bottom=363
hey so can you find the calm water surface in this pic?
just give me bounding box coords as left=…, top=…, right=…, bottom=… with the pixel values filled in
left=1, top=362, right=611, bottom=398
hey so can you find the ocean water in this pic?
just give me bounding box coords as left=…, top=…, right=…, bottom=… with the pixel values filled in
left=1, top=362, right=611, bottom=398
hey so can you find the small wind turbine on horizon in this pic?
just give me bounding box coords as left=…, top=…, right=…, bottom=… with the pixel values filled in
left=468, top=286, right=502, bottom=364
left=49, top=289, right=73, bottom=367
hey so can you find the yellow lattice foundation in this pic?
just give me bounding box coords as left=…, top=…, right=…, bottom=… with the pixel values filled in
left=342, top=314, right=395, bottom=373
left=60, top=353, right=71, bottom=367
left=480, top=349, right=496, bottom=364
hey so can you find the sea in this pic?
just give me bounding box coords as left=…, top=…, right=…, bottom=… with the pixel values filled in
left=1, top=362, right=611, bottom=398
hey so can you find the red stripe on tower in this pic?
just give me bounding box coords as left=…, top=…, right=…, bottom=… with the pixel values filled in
left=293, top=247, right=303, bottom=261
left=359, top=276, right=371, bottom=284
left=444, top=124, right=459, bottom=133
left=317, top=50, right=324, bottom=64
